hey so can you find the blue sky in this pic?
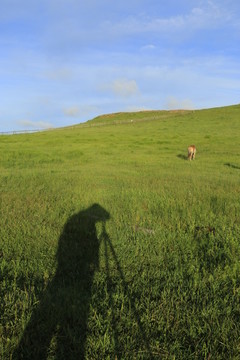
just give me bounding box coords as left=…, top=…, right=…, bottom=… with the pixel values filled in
left=1, top=0, right=240, bottom=131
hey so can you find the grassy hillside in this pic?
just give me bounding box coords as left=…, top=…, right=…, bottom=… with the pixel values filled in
left=0, top=105, right=240, bottom=359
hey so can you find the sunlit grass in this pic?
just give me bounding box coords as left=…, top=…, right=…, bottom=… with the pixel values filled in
left=0, top=105, right=240, bottom=359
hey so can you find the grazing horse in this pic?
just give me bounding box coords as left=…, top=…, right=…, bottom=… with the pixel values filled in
left=188, top=145, right=196, bottom=160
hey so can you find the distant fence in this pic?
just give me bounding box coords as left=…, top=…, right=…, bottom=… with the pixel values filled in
left=0, top=120, right=135, bottom=135
left=0, top=111, right=193, bottom=135
left=0, top=128, right=53, bottom=135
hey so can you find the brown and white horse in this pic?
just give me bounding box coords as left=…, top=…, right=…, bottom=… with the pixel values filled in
left=188, top=145, right=196, bottom=160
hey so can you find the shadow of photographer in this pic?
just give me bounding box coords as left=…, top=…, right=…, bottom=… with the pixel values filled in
left=14, top=203, right=110, bottom=359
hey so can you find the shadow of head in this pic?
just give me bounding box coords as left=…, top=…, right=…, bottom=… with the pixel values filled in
left=57, top=203, right=110, bottom=266
left=81, top=203, right=110, bottom=223
left=60, top=204, right=110, bottom=237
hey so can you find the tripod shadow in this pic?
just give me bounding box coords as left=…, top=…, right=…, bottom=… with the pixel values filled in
left=101, top=224, right=152, bottom=358
left=14, top=204, right=110, bottom=360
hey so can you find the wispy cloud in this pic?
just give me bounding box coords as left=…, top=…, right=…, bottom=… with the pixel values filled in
left=63, top=105, right=100, bottom=118
left=165, top=97, right=195, bottom=110
left=140, top=44, right=156, bottom=52
left=100, top=78, right=140, bottom=98
left=105, top=1, right=233, bottom=37
left=63, top=107, right=80, bottom=117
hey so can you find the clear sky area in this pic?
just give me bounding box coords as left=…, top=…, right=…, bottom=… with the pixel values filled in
left=1, top=0, right=240, bottom=131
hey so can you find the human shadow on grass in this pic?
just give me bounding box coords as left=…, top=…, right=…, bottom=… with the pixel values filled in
left=14, top=203, right=153, bottom=359
left=13, top=203, right=110, bottom=360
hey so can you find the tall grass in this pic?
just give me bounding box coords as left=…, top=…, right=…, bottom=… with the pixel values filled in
left=0, top=105, right=240, bottom=359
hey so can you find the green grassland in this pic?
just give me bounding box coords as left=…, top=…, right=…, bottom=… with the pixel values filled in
left=0, top=105, right=240, bottom=359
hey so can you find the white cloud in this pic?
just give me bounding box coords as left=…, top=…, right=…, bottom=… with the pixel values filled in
left=79, top=105, right=100, bottom=116
left=101, top=78, right=140, bottom=98
left=63, top=105, right=101, bottom=119
left=113, top=79, right=139, bottom=97
left=63, top=105, right=100, bottom=118
left=63, top=106, right=80, bottom=117
left=17, top=120, right=53, bottom=129
left=165, top=97, right=195, bottom=110
left=141, top=44, right=156, bottom=51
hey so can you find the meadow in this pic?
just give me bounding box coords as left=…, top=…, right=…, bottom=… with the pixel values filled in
left=0, top=105, right=240, bottom=359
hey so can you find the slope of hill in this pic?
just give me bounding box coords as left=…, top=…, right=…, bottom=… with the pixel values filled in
left=85, top=109, right=192, bottom=125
